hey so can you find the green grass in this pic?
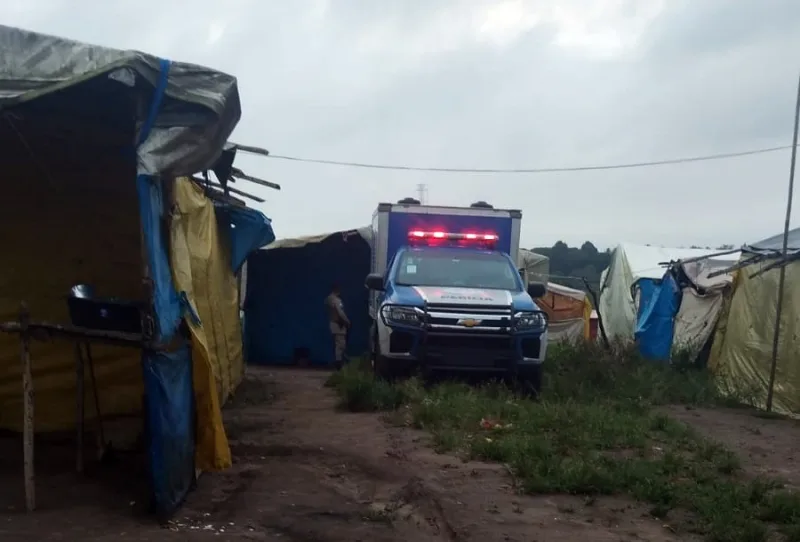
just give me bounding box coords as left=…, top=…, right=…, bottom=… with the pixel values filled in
left=328, top=342, right=800, bottom=542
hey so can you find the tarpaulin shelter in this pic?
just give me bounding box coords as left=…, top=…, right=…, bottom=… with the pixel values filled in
left=709, top=228, right=800, bottom=414
left=598, top=243, right=739, bottom=360
left=638, top=256, right=737, bottom=362
left=244, top=236, right=591, bottom=365
left=517, top=249, right=592, bottom=342
left=538, top=282, right=592, bottom=342
left=0, top=25, right=272, bottom=518
left=245, top=228, right=371, bottom=365
left=517, top=249, right=550, bottom=284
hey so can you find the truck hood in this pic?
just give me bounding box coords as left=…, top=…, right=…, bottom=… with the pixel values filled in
left=389, top=285, right=537, bottom=311
left=412, top=286, right=511, bottom=306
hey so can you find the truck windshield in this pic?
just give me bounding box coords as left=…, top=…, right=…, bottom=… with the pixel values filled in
left=395, top=249, right=520, bottom=290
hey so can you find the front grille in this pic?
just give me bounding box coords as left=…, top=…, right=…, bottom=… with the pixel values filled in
left=425, top=302, right=511, bottom=313
left=425, top=303, right=512, bottom=332
left=426, top=333, right=510, bottom=350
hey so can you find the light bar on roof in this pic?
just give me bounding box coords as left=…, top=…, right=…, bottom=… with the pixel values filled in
left=407, top=230, right=499, bottom=246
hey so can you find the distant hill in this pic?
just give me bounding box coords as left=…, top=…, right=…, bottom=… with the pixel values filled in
left=531, top=241, right=610, bottom=294
left=532, top=242, right=737, bottom=295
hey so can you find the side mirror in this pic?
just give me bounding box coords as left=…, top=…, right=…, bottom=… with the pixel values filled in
left=527, top=282, right=546, bottom=299
left=365, top=273, right=385, bottom=291
left=518, top=267, right=526, bottom=280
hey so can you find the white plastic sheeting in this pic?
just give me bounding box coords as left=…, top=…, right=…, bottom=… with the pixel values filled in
left=671, top=257, right=738, bottom=358
left=599, top=243, right=739, bottom=348
left=517, top=249, right=550, bottom=283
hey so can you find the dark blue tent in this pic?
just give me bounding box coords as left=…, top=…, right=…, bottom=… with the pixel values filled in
left=245, top=228, right=371, bottom=366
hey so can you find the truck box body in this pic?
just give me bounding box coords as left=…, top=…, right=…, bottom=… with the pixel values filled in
left=370, top=202, right=522, bottom=314
left=366, top=201, right=547, bottom=386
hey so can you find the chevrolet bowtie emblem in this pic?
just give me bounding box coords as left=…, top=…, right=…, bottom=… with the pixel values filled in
left=457, top=318, right=482, bottom=328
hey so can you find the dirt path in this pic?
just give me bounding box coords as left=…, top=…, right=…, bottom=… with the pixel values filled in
left=663, top=404, right=800, bottom=488
left=6, top=368, right=800, bottom=541
left=170, top=368, right=686, bottom=542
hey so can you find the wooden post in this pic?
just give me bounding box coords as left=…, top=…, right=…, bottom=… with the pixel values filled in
left=75, top=343, right=85, bottom=473
left=583, top=278, right=610, bottom=349
left=19, top=303, right=35, bottom=512
left=766, top=72, right=800, bottom=412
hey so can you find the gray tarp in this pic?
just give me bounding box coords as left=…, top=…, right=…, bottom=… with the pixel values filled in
left=0, top=24, right=241, bottom=176
left=748, top=227, right=800, bottom=252
left=262, top=227, right=372, bottom=251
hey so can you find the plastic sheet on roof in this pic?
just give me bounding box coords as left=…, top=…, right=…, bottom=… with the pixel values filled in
left=748, top=226, right=800, bottom=251
left=262, top=227, right=372, bottom=251
left=0, top=24, right=241, bottom=177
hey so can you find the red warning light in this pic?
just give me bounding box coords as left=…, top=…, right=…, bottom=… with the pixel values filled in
left=407, top=230, right=499, bottom=247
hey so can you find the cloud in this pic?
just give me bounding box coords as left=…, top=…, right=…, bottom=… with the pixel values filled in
left=2, top=0, right=799, bottom=249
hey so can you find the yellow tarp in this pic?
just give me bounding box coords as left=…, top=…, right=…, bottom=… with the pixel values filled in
left=0, top=169, right=243, bottom=473
left=709, top=259, right=800, bottom=415
left=0, top=161, right=144, bottom=432
left=169, top=177, right=244, bottom=471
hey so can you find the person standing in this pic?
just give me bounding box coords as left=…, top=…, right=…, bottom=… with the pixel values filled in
left=325, top=283, right=350, bottom=369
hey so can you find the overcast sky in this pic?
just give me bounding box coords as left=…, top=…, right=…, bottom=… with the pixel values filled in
left=4, top=0, right=800, bottom=249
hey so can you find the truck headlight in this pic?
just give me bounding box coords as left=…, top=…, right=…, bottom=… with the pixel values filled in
left=381, top=305, right=424, bottom=327
left=513, top=311, right=547, bottom=331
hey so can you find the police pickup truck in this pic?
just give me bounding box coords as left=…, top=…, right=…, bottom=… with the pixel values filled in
left=365, top=198, right=548, bottom=394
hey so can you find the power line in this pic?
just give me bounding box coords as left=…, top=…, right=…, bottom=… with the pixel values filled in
left=266, top=144, right=797, bottom=174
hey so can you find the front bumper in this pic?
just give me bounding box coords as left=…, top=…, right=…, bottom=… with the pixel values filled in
left=382, top=326, right=545, bottom=373
left=377, top=301, right=547, bottom=373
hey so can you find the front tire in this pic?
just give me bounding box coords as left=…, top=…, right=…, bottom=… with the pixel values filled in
left=369, top=324, right=381, bottom=376
left=516, top=364, right=543, bottom=398
left=370, top=324, right=414, bottom=382
left=373, top=355, right=398, bottom=381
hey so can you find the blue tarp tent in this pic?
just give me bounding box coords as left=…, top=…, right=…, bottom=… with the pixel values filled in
left=634, top=273, right=682, bottom=361
left=216, top=204, right=276, bottom=273
left=245, top=228, right=371, bottom=366
left=0, top=25, right=253, bottom=519
left=600, top=243, right=740, bottom=362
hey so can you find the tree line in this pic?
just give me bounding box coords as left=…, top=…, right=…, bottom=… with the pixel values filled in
left=532, top=242, right=736, bottom=294
left=531, top=241, right=608, bottom=293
